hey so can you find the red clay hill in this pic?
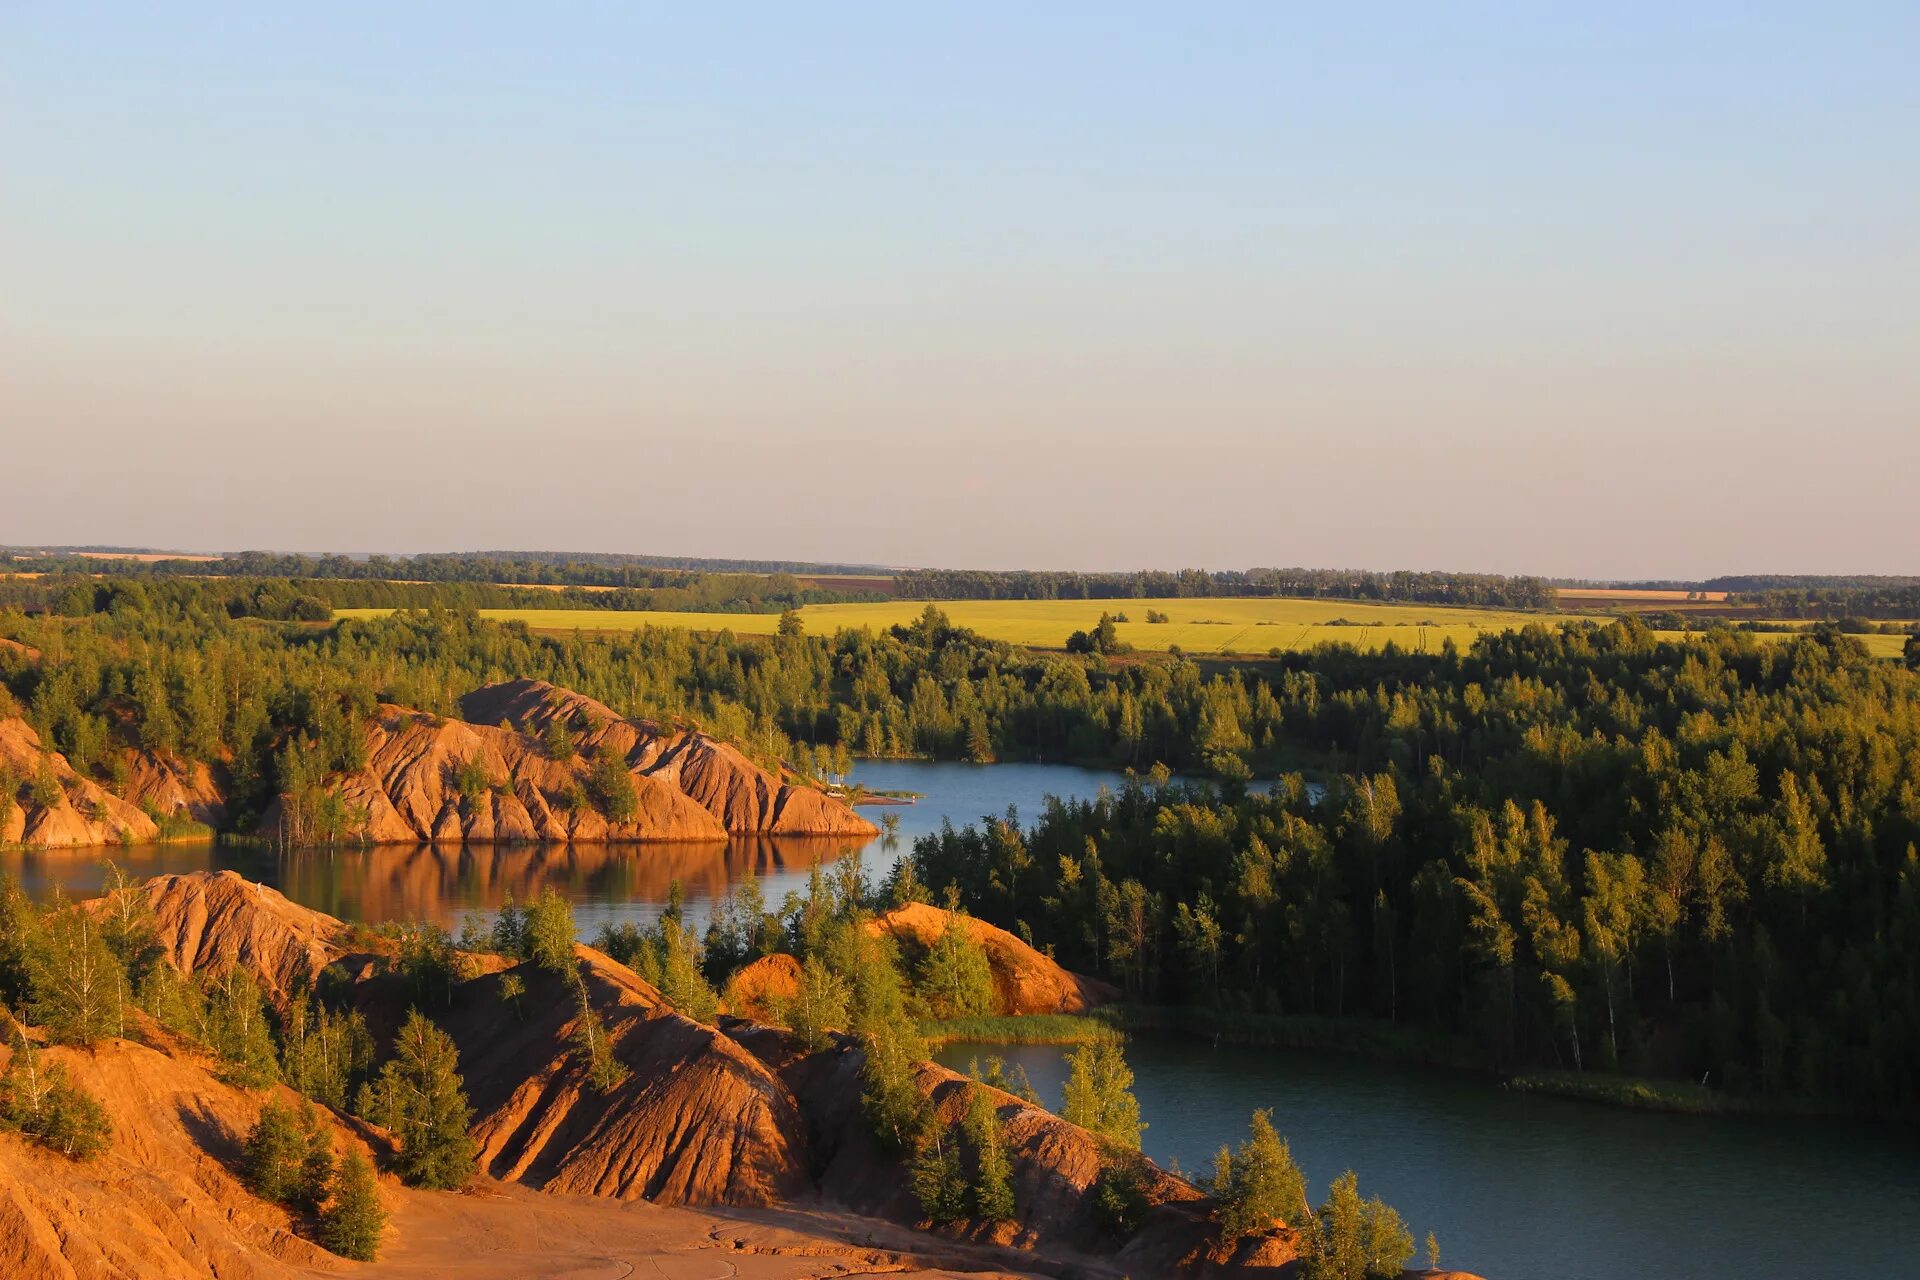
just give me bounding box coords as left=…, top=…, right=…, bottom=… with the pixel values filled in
left=263, top=679, right=878, bottom=845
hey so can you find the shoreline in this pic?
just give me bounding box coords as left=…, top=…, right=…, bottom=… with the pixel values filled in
left=949, top=1005, right=1916, bottom=1126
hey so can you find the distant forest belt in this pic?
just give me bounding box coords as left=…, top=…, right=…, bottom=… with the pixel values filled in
left=332, top=600, right=1912, bottom=659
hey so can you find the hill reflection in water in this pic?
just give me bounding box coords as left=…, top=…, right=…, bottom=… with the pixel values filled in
left=11, top=834, right=890, bottom=938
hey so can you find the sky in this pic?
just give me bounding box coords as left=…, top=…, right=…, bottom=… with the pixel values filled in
left=3, top=4, right=1916, bottom=578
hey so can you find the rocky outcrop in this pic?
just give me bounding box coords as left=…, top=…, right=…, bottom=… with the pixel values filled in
left=0, top=1032, right=367, bottom=1280
left=870, top=903, right=1119, bottom=1015
left=262, top=680, right=877, bottom=845
left=0, top=717, right=160, bottom=848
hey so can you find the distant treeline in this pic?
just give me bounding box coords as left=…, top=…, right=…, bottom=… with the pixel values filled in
left=1722, top=585, right=1920, bottom=621
left=893, top=567, right=1557, bottom=609
left=0, top=548, right=887, bottom=586
left=0, top=573, right=867, bottom=620
left=1704, top=575, right=1920, bottom=592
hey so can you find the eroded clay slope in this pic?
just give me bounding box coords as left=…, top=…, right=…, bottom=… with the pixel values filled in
left=135, top=870, right=348, bottom=1004
left=0, top=1032, right=366, bottom=1280
left=0, top=717, right=160, bottom=849
left=260, top=680, right=876, bottom=844
left=444, top=947, right=812, bottom=1208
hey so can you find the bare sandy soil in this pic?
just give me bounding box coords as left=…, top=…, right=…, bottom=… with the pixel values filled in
left=341, top=1179, right=1051, bottom=1280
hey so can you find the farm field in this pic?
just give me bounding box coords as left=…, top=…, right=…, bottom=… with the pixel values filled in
left=333, top=597, right=1914, bottom=659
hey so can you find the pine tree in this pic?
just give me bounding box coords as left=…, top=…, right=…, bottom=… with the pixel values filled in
left=909, top=1121, right=968, bottom=1224
left=243, top=1100, right=308, bottom=1203
left=542, top=715, right=574, bottom=761
left=367, top=1009, right=476, bottom=1190
left=318, top=1149, right=386, bottom=1261
left=299, top=1112, right=336, bottom=1212
left=587, top=748, right=638, bottom=823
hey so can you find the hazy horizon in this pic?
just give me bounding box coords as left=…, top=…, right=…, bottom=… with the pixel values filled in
left=6, top=5, right=1916, bottom=578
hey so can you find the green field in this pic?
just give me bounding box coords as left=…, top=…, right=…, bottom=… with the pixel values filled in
left=333, top=597, right=1913, bottom=659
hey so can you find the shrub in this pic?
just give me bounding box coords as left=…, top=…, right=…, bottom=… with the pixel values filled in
left=1089, top=1149, right=1150, bottom=1238
left=0, top=1030, right=112, bottom=1160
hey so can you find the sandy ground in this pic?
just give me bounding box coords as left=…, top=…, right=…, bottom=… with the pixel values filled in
left=339, top=1179, right=1053, bottom=1280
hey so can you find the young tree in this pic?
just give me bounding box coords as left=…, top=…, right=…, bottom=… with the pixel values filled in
left=279, top=994, right=376, bottom=1109
left=860, top=1012, right=930, bottom=1153
left=364, top=1009, right=476, bottom=1190
left=910, top=1120, right=968, bottom=1224
left=0, top=1024, right=112, bottom=1159
left=205, top=967, right=279, bottom=1088
left=1426, top=1231, right=1442, bottom=1271
left=319, top=1149, right=386, bottom=1261
left=784, top=955, right=851, bottom=1052
left=588, top=748, right=639, bottom=824
left=1060, top=1041, right=1143, bottom=1150
left=570, top=991, right=627, bottom=1092
left=524, top=888, right=577, bottom=974
left=542, top=714, right=575, bottom=762
left=655, top=916, right=719, bottom=1022
left=28, top=894, right=126, bottom=1046
left=917, top=902, right=998, bottom=1019
left=242, top=1098, right=332, bottom=1211
left=1216, top=1108, right=1308, bottom=1239
left=963, top=1085, right=1016, bottom=1222
left=1305, top=1170, right=1415, bottom=1280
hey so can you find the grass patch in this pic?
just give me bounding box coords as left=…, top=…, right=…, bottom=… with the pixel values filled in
left=921, top=1014, right=1124, bottom=1046
left=1503, top=1071, right=1775, bottom=1115
left=1103, top=1004, right=1483, bottom=1070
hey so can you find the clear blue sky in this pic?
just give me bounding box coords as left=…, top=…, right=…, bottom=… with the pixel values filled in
left=4, top=4, right=1915, bottom=576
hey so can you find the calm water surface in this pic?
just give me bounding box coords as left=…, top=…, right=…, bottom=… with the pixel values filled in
left=935, top=1036, right=1920, bottom=1280
left=10, top=760, right=1914, bottom=1280
left=6, top=759, right=1132, bottom=937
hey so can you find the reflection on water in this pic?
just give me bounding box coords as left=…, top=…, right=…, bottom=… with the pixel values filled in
left=279, top=836, right=878, bottom=936
left=6, top=760, right=1137, bottom=940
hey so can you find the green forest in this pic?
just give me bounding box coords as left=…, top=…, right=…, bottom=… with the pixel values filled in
left=4, top=581, right=1919, bottom=1111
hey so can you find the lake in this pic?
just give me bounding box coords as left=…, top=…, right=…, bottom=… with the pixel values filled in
left=933, top=1035, right=1920, bottom=1280
left=10, top=759, right=1915, bottom=1280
